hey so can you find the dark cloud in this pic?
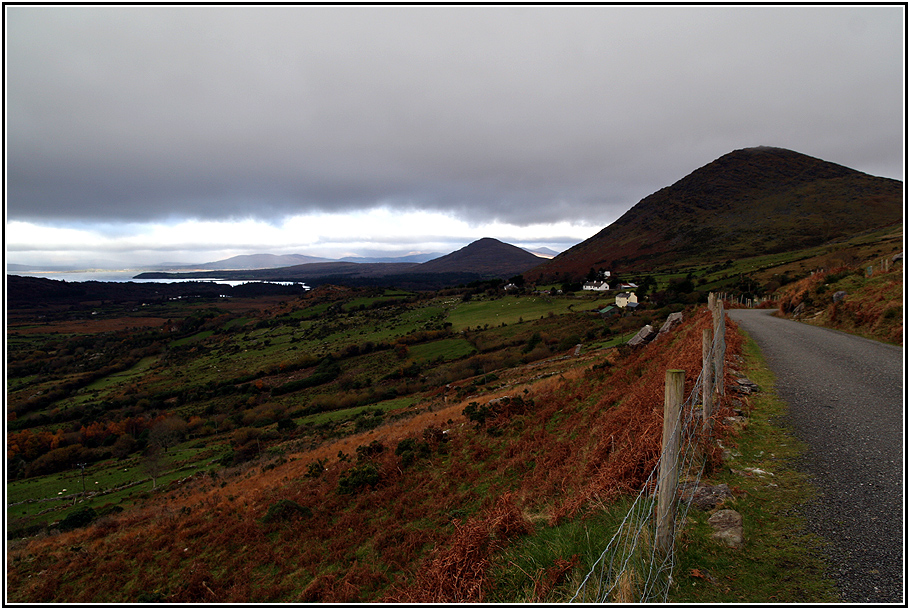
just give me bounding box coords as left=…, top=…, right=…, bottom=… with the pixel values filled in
left=6, top=6, right=904, bottom=226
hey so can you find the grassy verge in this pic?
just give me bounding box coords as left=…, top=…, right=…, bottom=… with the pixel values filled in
left=668, top=331, right=840, bottom=603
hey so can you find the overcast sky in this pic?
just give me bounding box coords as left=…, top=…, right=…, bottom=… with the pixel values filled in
left=5, top=5, right=905, bottom=268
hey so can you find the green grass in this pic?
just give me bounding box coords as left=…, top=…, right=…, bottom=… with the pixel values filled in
left=297, top=397, right=417, bottom=427
left=170, top=330, right=215, bottom=347
left=446, top=296, right=613, bottom=331
left=407, top=337, right=476, bottom=364
left=487, top=499, right=636, bottom=602
left=7, top=439, right=229, bottom=524
left=82, top=355, right=160, bottom=392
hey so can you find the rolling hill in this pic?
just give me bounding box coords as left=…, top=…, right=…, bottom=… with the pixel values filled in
left=527, top=146, right=903, bottom=281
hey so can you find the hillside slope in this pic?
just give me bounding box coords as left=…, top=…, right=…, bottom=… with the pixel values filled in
left=529, top=147, right=903, bottom=280
left=5, top=307, right=742, bottom=603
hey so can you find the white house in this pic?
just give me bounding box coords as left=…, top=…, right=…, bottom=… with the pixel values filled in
left=615, top=291, right=638, bottom=308
left=583, top=281, right=610, bottom=292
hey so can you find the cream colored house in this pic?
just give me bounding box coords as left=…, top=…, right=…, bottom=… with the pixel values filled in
left=615, top=291, right=638, bottom=308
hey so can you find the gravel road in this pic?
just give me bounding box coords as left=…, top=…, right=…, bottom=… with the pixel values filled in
left=728, top=309, right=904, bottom=603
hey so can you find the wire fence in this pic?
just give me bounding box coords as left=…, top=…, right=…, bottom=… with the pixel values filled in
left=570, top=299, right=726, bottom=603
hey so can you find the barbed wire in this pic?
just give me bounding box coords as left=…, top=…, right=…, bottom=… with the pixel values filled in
left=570, top=303, right=725, bottom=603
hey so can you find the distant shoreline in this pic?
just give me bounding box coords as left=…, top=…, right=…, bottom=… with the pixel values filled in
left=9, top=270, right=309, bottom=288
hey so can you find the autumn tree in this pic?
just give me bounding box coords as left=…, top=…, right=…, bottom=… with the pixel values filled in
left=142, top=445, right=166, bottom=489
left=148, top=416, right=188, bottom=454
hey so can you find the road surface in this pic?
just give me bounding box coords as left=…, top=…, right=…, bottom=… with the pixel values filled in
left=727, top=309, right=904, bottom=603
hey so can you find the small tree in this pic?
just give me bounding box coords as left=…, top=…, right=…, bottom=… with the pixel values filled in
left=111, top=434, right=136, bottom=460
left=143, top=445, right=166, bottom=489
left=148, top=416, right=187, bottom=454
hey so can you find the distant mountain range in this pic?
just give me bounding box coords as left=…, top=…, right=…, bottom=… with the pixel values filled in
left=527, top=146, right=903, bottom=281
left=134, top=238, right=546, bottom=289
left=16, top=146, right=899, bottom=292
left=186, top=253, right=331, bottom=270
left=9, top=245, right=555, bottom=274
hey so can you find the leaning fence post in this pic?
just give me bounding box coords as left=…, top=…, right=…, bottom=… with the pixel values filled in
left=657, top=369, right=685, bottom=556
left=701, top=328, right=714, bottom=435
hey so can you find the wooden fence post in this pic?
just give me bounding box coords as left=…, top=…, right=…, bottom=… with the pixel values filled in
left=657, top=369, right=685, bottom=556
left=701, top=328, right=714, bottom=435
left=713, top=299, right=725, bottom=396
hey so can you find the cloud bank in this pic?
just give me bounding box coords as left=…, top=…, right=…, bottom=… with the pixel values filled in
left=5, top=5, right=904, bottom=265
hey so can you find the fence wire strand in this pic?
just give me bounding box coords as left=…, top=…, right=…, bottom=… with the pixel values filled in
left=570, top=302, right=725, bottom=603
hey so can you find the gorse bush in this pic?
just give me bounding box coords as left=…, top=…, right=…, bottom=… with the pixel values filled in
left=356, top=440, right=385, bottom=462
left=395, top=437, right=432, bottom=468
left=337, top=462, right=381, bottom=495
left=59, top=507, right=97, bottom=532
left=306, top=459, right=327, bottom=478
left=261, top=499, right=312, bottom=524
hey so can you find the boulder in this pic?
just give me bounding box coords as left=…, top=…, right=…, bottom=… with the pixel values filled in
left=679, top=482, right=733, bottom=511
left=626, top=324, right=656, bottom=346
left=658, top=312, right=683, bottom=334
left=708, top=509, right=744, bottom=548
left=732, top=377, right=759, bottom=394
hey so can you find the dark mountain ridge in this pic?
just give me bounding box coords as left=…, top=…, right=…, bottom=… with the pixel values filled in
left=416, top=237, right=543, bottom=275
left=528, top=146, right=903, bottom=281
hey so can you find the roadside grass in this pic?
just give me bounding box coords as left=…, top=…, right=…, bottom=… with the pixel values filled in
left=668, top=332, right=839, bottom=603
left=486, top=499, right=636, bottom=602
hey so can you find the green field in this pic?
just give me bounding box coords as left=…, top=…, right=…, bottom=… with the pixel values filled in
left=445, top=295, right=613, bottom=331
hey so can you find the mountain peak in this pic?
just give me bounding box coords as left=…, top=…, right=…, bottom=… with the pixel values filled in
left=418, top=238, right=543, bottom=277
left=529, top=147, right=902, bottom=279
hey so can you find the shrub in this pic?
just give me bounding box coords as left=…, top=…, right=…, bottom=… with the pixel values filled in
left=261, top=499, right=312, bottom=523
left=882, top=306, right=901, bottom=322
left=306, top=459, right=327, bottom=478
left=395, top=437, right=431, bottom=467
left=463, top=401, right=494, bottom=427
left=338, top=462, right=381, bottom=495
left=95, top=504, right=124, bottom=518
left=59, top=507, right=97, bottom=532
left=355, top=409, right=384, bottom=432
left=356, top=440, right=385, bottom=462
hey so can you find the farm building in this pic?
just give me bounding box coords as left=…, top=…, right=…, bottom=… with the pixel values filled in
left=583, top=281, right=610, bottom=291
left=599, top=305, right=618, bottom=319
left=615, top=292, right=638, bottom=308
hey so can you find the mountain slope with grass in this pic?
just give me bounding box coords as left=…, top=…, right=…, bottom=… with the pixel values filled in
left=528, top=147, right=903, bottom=281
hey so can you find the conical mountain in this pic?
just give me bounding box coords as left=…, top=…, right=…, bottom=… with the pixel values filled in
left=529, top=146, right=903, bottom=280
left=416, top=237, right=543, bottom=277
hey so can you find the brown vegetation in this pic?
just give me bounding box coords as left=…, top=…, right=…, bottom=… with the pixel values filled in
left=7, top=306, right=743, bottom=603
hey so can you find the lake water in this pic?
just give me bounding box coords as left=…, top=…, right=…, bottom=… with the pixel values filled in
left=9, top=270, right=309, bottom=288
